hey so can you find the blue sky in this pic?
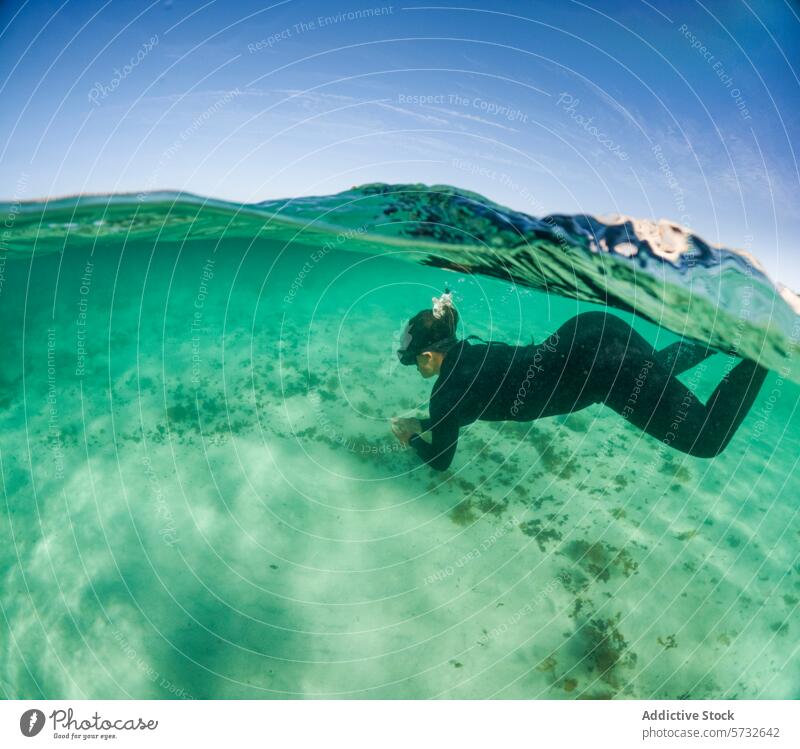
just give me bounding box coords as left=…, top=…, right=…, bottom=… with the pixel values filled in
left=1, top=0, right=798, bottom=287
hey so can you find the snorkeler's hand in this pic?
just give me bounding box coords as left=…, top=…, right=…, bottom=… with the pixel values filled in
left=391, top=417, right=422, bottom=445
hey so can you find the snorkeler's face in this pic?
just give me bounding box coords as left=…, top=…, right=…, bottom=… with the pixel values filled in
left=415, top=352, right=441, bottom=378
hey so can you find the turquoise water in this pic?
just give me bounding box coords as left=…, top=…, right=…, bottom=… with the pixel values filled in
left=0, top=184, right=798, bottom=698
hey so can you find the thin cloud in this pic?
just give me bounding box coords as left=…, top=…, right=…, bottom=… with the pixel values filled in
left=426, top=105, right=521, bottom=133
left=373, top=101, right=450, bottom=125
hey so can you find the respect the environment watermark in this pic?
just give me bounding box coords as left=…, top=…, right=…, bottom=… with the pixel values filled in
left=138, top=89, right=241, bottom=200
left=450, top=158, right=574, bottom=253
left=247, top=6, right=394, bottom=52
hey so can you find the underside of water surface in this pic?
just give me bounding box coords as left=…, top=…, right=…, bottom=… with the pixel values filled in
left=0, top=184, right=798, bottom=698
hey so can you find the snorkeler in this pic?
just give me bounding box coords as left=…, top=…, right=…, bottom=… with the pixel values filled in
left=391, top=291, right=769, bottom=471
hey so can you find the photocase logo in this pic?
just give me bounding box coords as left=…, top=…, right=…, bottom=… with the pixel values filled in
left=19, top=709, right=45, bottom=737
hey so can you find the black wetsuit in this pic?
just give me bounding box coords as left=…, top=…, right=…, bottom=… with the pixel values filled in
left=409, top=311, right=768, bottom=471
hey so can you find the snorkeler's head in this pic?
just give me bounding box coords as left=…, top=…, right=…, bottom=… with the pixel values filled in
left=397, top=289, right=459, bottom=366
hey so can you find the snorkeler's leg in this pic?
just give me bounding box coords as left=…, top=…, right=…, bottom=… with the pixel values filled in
left=572, top=311, right=722, bottom=377
left=654, top=339, right=716, bottom=375
left=603, top=356, right=768, bottom=457
left=552, top=312, right=766, bottom=456
left=691, top=358, right=768, bottom=456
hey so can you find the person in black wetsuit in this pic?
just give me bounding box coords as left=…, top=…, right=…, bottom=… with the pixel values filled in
left=391, top=291, right=769, bottom=471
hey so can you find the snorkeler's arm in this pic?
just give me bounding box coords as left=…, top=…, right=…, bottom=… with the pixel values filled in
left=419, top=416, right=433, bottom=432
left=409, top=409, right=459, bottom=471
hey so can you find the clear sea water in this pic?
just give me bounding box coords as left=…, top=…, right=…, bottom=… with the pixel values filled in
left=1, top=184, right=798, bottom=698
